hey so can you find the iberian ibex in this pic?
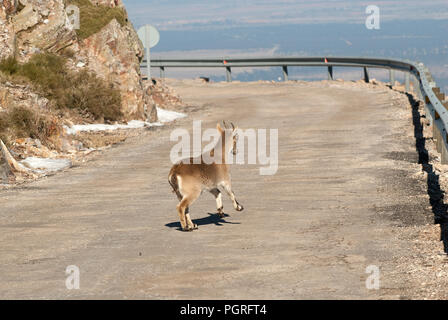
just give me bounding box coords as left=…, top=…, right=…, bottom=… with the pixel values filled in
left=168, top=121, right=244, bottom=231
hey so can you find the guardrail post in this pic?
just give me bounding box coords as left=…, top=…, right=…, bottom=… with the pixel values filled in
left=405, top=72, right=410, bottom=92
left=327, top=66, right=333, bottom=80
left=412, top=75, right=419, bottom=96
left=282, top=66, right=288, bottom=81
left=389, top=69, right=395, bottom=87
left=160, top=66, right=165, bottom=79
left=411, top=76, right=415, bottom=94
left=363, top=67, right=369, bottom=83
left=417, top=79, right=423, bottom=100
left=226, top=66, right=232, bottom=82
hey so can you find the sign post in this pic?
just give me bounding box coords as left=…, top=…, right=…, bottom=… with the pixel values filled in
left=146, top=41, right=150, bottom=80
left=137, top=25, right=160, bottom=80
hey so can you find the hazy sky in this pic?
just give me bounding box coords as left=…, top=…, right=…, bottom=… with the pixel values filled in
left=122, top=0, right=448, bottom=30
left=122, top=0, right=448, bottom=91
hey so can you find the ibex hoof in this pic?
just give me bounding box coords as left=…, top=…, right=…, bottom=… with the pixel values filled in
left=183, top=224, right=198, bottom=232
left=236, top=205, right=244, bottom=212
left=217, top=207, right=225, bottom=218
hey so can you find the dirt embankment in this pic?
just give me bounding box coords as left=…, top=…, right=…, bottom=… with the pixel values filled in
left=0, top=79, right=186, bottom=186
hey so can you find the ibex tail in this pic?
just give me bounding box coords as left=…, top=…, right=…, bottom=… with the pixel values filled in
left=168, top=168, right=182, bottom=200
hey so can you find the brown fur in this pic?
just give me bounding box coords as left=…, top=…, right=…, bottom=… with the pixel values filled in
left=168, top=121, right=244, bottom=231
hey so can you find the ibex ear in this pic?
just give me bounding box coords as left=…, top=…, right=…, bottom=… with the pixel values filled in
left=216, top=122, right=224, bottom=133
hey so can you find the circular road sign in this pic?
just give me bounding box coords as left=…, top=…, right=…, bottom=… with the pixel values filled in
left=137, top=24, right=160, bottom=49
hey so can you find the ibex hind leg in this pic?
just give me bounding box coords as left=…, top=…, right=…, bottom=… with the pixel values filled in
left=185, top=213, right=197, bottom=230
left=170, top=174, right=190, bottom=215
left=174, top=189, right=189, bottom=214
left=177, top=190, right=200, bottom=231
left=210, top=188, right=225, bottom=218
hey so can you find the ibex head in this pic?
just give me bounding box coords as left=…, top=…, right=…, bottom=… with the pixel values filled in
left=217, top=120, right=239, bottom=155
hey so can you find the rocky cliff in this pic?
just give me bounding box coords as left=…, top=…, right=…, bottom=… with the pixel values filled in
left=0, top=0, right=146, bottom=119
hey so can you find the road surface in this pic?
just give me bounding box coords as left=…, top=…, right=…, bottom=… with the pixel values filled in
left=0, top=80, right=433, bottom=299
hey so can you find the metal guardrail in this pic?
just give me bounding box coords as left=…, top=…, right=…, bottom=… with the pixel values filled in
left=141, top=56, right=448, bottom=163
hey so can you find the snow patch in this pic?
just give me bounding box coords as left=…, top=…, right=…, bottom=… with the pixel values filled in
left=20, top=157, right=72, bottom=173
left=64, top=108, right=186, bottom=135
left=156, top=107, right=186, bottom=123
left=64, top=120, right=153, bottom=135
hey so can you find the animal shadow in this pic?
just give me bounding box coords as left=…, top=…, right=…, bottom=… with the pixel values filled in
left=165, top=212, right=241, bottom=231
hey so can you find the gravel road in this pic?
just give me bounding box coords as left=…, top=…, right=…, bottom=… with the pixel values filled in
left=0, top=80, right=439, bottom=299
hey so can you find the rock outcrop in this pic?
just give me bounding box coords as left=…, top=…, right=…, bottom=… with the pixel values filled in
left=0, top=81, right=50, bottom=112
left=0, top=0, right=146, bottom=119
left=144, top=79, right=184, bottom=111
left=0, top=0, right=16, bottom=61
left=13, top=0, right=77, bottom=59
left=80, top=19, right=144, bottom=119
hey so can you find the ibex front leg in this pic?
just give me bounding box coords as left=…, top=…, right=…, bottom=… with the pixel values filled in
left=221, top=181, right=244, bottom=212
left=210, top=188, right=225, bottom=217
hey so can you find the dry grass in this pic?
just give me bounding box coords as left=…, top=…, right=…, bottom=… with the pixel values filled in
left=66, top=0, right=128, bottom=40
left=0, top=106, right=59, bottom=147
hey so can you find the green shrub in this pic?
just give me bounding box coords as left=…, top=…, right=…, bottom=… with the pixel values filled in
left=60, top=47, right=76, bottom=59
left=65, top=70, right=123, bottom=120
left=0, top=53, right=123, bottom=121
left=66, top=0, right=128, bottom=40
left=0, top=56, right=19, bottom=75
left=17, top=54, right=68, bottom=103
